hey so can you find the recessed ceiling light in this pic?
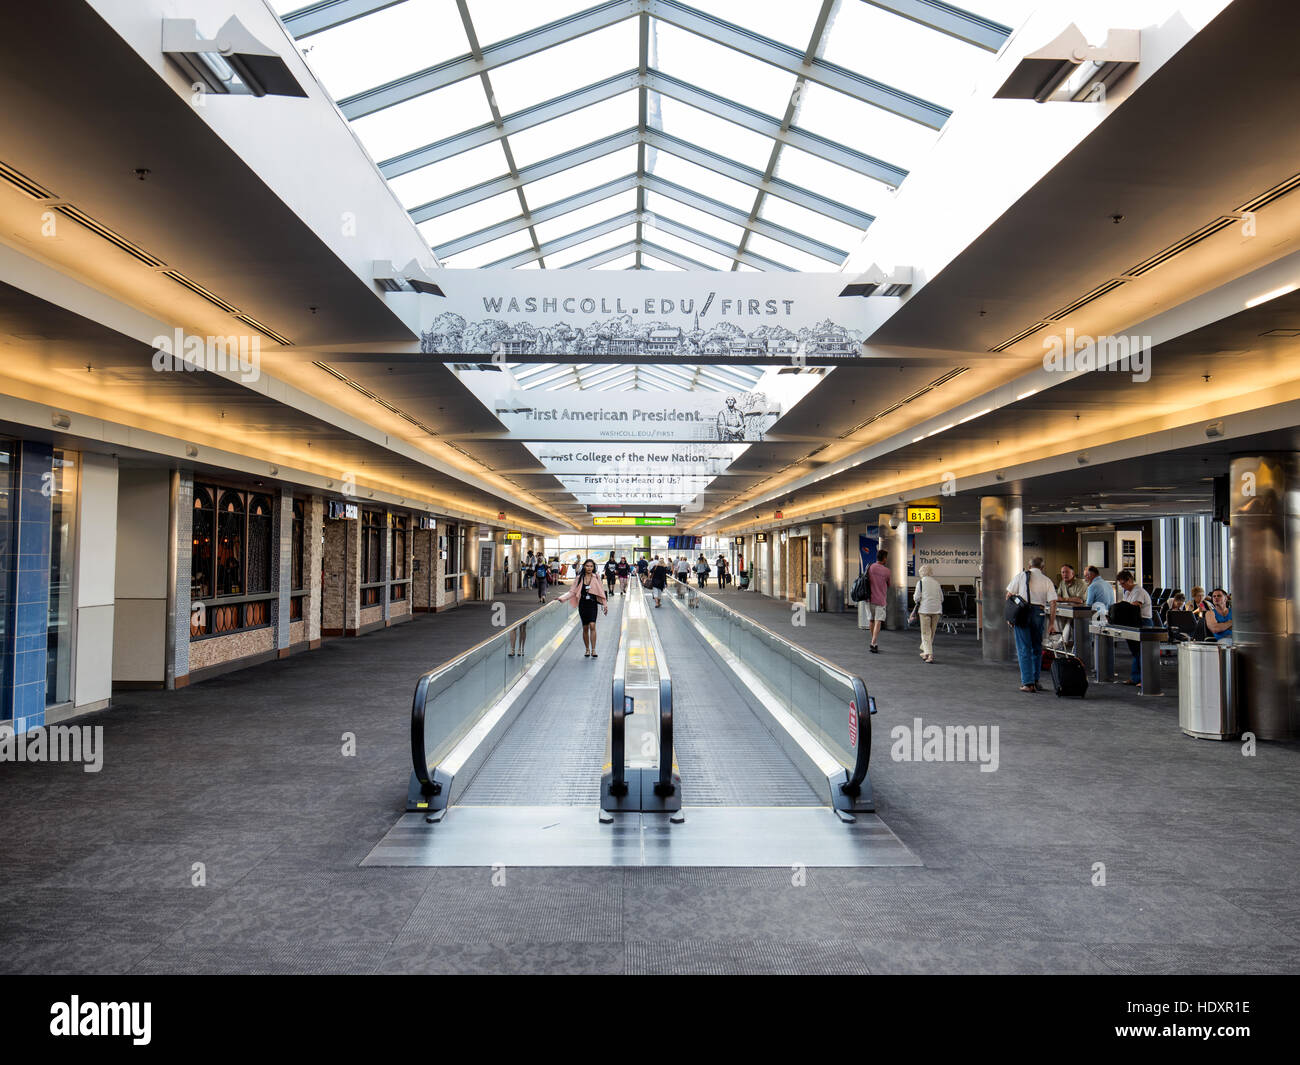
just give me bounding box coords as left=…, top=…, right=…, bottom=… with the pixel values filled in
left=1245, top=284, right=1297, bottom=309
left=1016, top=389, right=1038, bottom=400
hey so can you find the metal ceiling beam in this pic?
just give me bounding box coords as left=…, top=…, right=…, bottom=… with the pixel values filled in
left=645, top=0, right=949, bottom=128
left=639, top=239, right=717, bottom=271
left=572, top=363, right=635, bottom=387
left=282, top=0, right=408, bottom=38
left=636, top=11, right=650, bottom=272
left=862, top=0, right=1012, bottom=52
left=338, top=0, right=949, bottom=130
left=644, top=70, right=907, bottom=187
left=380, top=70, right=639, bottom=179
left=645, top=130, right=873, bottom=228
left=697, top=365, right=762, bottom=389
left=644, top=174, right=845, bottom=262
left=486, top=210, right=640, bottom=268
left=433, top=174, right=640, bottom=258
left=409, top=129, right=640, bottom=223
left=650, top=215, right=794, bottom=271
left=338, top=0, right=634, bottom=119
left=560, top=240, right=640, bottom=270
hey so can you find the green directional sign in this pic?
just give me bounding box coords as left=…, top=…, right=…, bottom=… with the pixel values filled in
left=592, top=515, right=677, bottom=527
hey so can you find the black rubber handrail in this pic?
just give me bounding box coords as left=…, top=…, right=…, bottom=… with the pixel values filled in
left=410, top=598, right=561, bottom=797
left=684, top=584, right=872, bottom=793
left=607, top=592, right=632, bottom=797
left=641, top=584, right=675, bottom=796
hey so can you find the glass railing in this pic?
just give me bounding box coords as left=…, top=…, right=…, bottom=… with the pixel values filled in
left=682, top=585, right=872, bottom=800
left=409, top=598, right=573, bottom=809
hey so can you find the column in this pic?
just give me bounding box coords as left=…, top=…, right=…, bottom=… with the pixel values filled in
left=886, top=507, right=908, bottom=630
left=980, top=495, right=1023, bottom=664
left=170, top=471, right=192, bottom=687
left=771, top=533, right=783, bottom=599
left=305, top=497, right=323, bottom=645
left=828, top=523, right=848, bottom=612
left=1230, top=454, right=1297, bottom=740
left=2, top=442, right=53, bottom=731
left=380, top=512, right=393, bottom=625
left=274, top=486, right=293, bottom=657
left=465, top=524, right=479, bottom=600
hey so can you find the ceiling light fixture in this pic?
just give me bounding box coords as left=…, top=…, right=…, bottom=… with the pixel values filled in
left=1245, top=284, right=1298, bottom=309
left=994, top=24, right=1139, bottom=102
left=1016, top=389, right=1038, bottom=401
left=839, top=263, right=915, bottom=298
left=163, top=17, right=307, bottom=97
left=372, top=260, right=445, bottom=296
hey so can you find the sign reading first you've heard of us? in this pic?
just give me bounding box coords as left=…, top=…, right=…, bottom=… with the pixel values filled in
left=418, top=270, right=894, bottom=362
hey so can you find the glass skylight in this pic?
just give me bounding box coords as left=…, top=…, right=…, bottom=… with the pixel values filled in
left=508, top=92, right=638, bottom=169
left=277, top=0, right=1016, bottom=271
left=299, top=0, right=471, bottom=102
left=387, top=141, right=511, bottom=211
left=488, top=21, right=639, bottom=116
left=531, top=189, right=638, bottom=244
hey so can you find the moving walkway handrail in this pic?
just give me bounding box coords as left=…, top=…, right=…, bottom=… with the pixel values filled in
left=608, top=589, right=632, bottom=796
left=410, top=598, right=565, bottom=798
left=606, top=582, right=676, bottom=797
left=684, top=585, right=871, bottom=799
left=642, top=583, right=676, bottom=796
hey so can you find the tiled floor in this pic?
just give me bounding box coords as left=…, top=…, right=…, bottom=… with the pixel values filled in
left=1, top=588, right=1297, bottom=974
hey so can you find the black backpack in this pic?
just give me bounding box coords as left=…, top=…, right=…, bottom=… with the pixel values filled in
left=850, top=570, right=871, bottom=603
left=1109, top=601, right=1142, bottom=627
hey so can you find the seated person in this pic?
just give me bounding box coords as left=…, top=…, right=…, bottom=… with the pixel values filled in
left=1204, top=587, right=1232, bottom=643
left=1048, top=563, right=1089, bottom=649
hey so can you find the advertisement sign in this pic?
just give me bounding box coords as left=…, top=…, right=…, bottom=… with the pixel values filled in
left=526, top=443, right=743, bottom=476
left=420, top=270, right=890, bottom=363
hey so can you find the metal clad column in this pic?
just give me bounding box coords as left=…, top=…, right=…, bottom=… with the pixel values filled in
left=1230, top=454, right=1296, bottom=739
left=886, top=507, right=908, bottom=629
left=828, top=523, right=847, bottom=612
left=981, top=495, right=1022, bottom=663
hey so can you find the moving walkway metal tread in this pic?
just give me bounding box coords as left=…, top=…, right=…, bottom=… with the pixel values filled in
left=456, top=597, right=624, bottom=806
left=653, top=599, right=821, bottom=807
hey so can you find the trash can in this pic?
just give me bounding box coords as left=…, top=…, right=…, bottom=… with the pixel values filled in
left=805, top=582, right=823, bottom=612
left=857, top=600, right=871, bottom=630
left=1178, top=642, right=1239, bottom=740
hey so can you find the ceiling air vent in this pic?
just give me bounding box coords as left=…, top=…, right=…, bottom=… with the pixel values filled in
left=0, top=160, right=52, bottom=199
left=234, top=313, right=292, bottom=346
left=164, top=270, right=239, bottom=314
left=1122, top=217, right=1238, bottom=277
left=56, top=205, right=167, bottom=269
left=1238, top=172, right=1300, bottom=213
left=1043, top=277, right=1129, bottom=320
left=989, top=321, right=1050, bottom=353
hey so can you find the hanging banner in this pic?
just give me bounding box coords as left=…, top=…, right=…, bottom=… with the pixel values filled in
left=420, top=271, right=889, bottom=363
left=494, top=390, right=781, bottom=443
left=558, top=474, right=713, bottom=503
left=526, top=443, right=744, bottom=475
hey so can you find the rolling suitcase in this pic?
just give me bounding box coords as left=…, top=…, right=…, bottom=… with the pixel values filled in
left=1048, top=650, right=1088, bottom=698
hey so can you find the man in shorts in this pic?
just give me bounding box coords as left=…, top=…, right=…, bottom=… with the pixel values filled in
left=865, top=549, right=890, bottom=654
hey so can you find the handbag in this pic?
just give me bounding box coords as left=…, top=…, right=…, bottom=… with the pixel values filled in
left=1004, top=570, right=1031, bottom=626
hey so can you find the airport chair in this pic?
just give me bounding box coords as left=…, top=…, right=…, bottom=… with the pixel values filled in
left=939, top=592, right=967, bottom=635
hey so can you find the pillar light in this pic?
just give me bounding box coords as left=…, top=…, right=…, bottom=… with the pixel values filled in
left=372, top=260, right=445, bottom=297
left=839, top=263, right=915, bottom=298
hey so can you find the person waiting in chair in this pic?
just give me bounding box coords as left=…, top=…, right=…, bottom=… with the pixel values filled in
left=1204, top=587, right=1232, bottom=644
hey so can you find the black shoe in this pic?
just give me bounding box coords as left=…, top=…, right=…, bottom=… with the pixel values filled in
left=869, top=644, right=879, bottom=653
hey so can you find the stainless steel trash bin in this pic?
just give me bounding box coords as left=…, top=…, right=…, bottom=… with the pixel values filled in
left=1178, top=642, right=1238, bottom=740
left=805, top=582, right=823, bottom=612
left=857, top=600, right=871, bottom=629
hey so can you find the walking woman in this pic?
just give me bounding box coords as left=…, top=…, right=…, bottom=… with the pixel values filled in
left=616, top=556, right=631, bottom=596
left=561, top=557, right=608, bottom=657
left=650, top=555, right=670, bottom=607
left=695, top=554, right=710, bottom=588
left=908, top=564, right=943, bottom=663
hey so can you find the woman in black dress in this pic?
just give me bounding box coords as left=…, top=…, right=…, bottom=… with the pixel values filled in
left=561, top=558, right=608, bottom=657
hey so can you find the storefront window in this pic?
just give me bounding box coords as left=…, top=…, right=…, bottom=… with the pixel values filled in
left=216, top=490, right=245, bottom=596
left=246, top=495, right=272, bottom=593
left=0, top=444, right=12, bottom=718
left=192, top=488, right=214, bottom=600
left=46, top=450, right=78, bottom=706
left=291, top=500, right=305, bottom=591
